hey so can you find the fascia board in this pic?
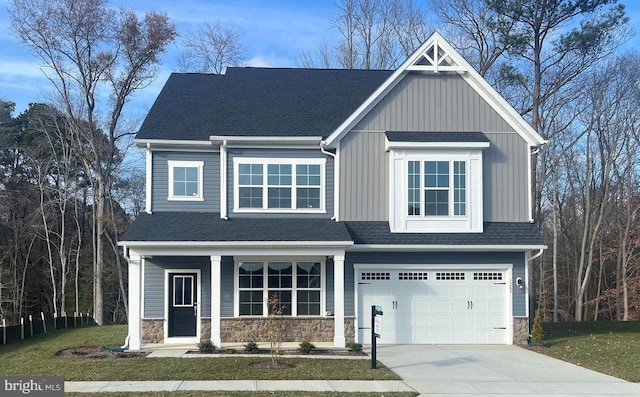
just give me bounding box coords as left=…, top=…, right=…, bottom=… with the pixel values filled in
left=385, top=140, right=490, bottom=151
left=135, top=139, right=213, bottom=148
left=209, top=135, right=323, bottom=145
left=347, top=244, right=547, bottom=252
left=118, top=240, right=354, bottom=248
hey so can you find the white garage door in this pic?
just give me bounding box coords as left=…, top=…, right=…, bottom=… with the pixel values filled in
left=357, top=268, right=510, bottom=344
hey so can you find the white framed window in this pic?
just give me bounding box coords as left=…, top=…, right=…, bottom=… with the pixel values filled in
left=390, top=149, right=483, bottom=233
left=168, top=160, right=204, bottom=201
left=233, top=158, right=325, bottom=212
left=236, top=260, right=324, bottom=317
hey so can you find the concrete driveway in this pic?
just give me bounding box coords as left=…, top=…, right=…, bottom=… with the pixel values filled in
left=375, top=344, right=640, bottom=396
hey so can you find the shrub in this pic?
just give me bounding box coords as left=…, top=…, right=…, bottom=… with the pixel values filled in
left=298, top=341, right=316, bottom=354
left=243, top=341, right=260, bottom=354
left=197, top=339, right=216, bottom=353
left=531, top=309, right=544, bottom=345
left=226, top=348, right=237, bottom=354
left=346, top=341, right=363, bottom=352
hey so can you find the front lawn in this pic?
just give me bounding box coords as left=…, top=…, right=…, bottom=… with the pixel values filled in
left=0, top=325, right=399, bottom=381
left=534, top=321, right=640, bottom=382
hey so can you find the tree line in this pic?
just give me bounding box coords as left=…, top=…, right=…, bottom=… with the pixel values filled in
left=1, top=0, right=638, bottom=325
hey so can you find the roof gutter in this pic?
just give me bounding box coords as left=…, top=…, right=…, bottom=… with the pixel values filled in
left=347, top=244, right=548, bottom=252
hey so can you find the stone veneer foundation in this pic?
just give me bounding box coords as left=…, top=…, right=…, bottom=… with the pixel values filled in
left=220, top=317, right=355, bottom=343
left=513, top=317, right=529, bottom=345
left=141, top=319, right=163, bottom=344
left=142, top=317, right=355, bottom=344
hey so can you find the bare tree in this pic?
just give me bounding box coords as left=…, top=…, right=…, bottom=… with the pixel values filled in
left=177, top=21, right=245, bottom=74
left=297, top=0, right=430, bottom=69
left=10, top=0, right=176, bottom=324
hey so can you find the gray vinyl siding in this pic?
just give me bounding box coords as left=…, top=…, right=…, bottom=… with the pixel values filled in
left=143, top=256, right=211, bottom=318
left=354, top=72, right=513, bottom=132
left=227, top=148, right=334, bottom=218
left=345, top=251, right=527, bottom=317
left=220, top=256, right=235, bottom=318
left=339, top=132, right=529, bottom=222
left=483, top=133, right=529, bottom=222
left=339, top=132, right=388, bottom=221
left=151, top=151, right=220, bottom=212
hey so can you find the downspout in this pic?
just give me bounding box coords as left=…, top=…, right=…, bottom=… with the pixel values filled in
left=145, top=143, right=152, bottom=214
left=220, top=140, right=228, bottom=220
left=320, top=141, right=338, bottom=221
left=528, top=248, right=544, bottom=262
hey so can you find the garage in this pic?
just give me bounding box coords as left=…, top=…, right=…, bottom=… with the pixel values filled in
left=356, top=266, right=512, bottom=344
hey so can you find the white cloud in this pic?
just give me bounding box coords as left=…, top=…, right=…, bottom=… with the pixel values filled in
left=0, top=59, right=45, bottom=78
left=245, top=56, right=273, bottom=68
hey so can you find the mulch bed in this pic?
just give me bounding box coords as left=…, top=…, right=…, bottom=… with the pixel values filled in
left=188, top=349, right=366, bottom=356
left=57, top=347, right=149, bottom=359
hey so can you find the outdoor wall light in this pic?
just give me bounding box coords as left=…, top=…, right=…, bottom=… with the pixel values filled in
left=516, top=277, right=524, bottom=290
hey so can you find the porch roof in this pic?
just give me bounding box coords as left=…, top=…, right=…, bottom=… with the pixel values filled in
left=120, top=212, right=353, bottom=243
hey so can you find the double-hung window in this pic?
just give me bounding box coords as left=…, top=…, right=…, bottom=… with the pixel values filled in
left=408, top=160, right=466, bottom=217
left=390, top=148, right=484, bottom=233
left=237, top=260, right=323, bottom=316
left=168, top=160, right=204, bottom=201
left=235, top=158, right=325, bottom=212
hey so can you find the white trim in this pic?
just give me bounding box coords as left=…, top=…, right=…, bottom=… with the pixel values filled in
left=385, top=141, right=490, bottom=150
left=232, top=157, right=326, bottom=213
left=524, top=251, right=530, bottom=320
left=348, top=244, right=547, bottom=252
left=167, top=160, right=205, bottom=201
left=324, top=32, right=546, bottom=148
left=145, top=144, right=152, bottom=214
left=120, top=241, right=353, bottom=248
left=333, top=254, right=345, bottom=347
left=335, top=141, right=341, bottom=221
left=164, top=268, right=201, bottom=344
left=527, top=145, right=533, bottom=222
left=353, top=263, right=514, bottom=345
left=210, top=135, right=323, bottom=143
left=140, top=256, right=146, bottom=321
left=135, top=139, right=214, bottom=149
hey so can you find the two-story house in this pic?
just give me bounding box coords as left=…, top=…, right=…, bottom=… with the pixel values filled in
left=119, top=32, right=546, bottom=350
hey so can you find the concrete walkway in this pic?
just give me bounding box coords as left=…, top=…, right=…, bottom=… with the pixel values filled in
left=66, top=380, right=414, bottom=393
left=374, top=344, right=640, bottom=396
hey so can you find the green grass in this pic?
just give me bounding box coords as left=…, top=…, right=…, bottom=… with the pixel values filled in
left=66, top=393, right=418, bottom=397
left=534, top=321, right=640, bottom=381
left=0, top=325, right=399, bottom=381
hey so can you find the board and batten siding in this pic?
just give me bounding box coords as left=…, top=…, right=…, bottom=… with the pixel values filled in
left=151, top=151, right=220, bottom=212
left=339, top=72, right=530, bottom=222
left=143, top=256, right=211, bottom=318
left=345, top=251, right=527, bottom=317
left=354, top=72, right=513, bottom=132
left=227, top=148, right=334, bottom=219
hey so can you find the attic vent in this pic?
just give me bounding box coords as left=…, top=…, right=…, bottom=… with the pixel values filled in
left=436, top=272, right=465, bottom=280
left=473, top=272, right=503, bottom=281
left=361, top=272, right=390, bottom=280
left=399, top=272, right=428, bottom=280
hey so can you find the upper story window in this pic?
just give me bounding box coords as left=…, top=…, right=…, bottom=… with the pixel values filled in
left=408, top=160, right=466, bottom=217
left=168, top=160, right=204, bottom=201
left=389, top=149, right=484, bottom=233
left=234, top=158, right=325, bottom=213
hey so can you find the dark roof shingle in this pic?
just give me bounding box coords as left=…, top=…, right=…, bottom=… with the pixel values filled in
left=136, top=68, right=393, bottom=141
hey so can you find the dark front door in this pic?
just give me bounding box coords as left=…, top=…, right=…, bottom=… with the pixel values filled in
left=168, top=272, right=197, bottom=337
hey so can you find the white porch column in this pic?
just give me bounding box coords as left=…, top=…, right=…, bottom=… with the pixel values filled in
left=127, top=250, right=142, bottom=350
left=333, top=254, right=345, bottom=347
left=210, top=255, right=222, bottom=346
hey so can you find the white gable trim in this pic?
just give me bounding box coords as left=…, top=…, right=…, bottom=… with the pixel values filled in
left=324, top=31, right=546, bottom=148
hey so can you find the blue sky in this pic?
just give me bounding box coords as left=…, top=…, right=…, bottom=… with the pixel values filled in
left=1, top=0, right=639, bottom=118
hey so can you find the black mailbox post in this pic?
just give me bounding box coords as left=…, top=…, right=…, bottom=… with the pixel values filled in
left=371, top=305, right=383, bottom=369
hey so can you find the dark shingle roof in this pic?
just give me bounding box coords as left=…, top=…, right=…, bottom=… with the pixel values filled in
left=344, top=221, right=545, bottom=246
left=136, top=68, right=393, bottom=141
left=122, top=213, right=544, bottom=248
left=385, top=131, right=490, bottom=142
left=120, top=212, right=353, bottom=242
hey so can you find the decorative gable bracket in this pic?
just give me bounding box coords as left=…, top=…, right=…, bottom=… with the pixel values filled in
left=406, top=38, right=465, bottom=73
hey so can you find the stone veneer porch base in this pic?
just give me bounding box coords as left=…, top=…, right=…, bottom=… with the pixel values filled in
left=513, top=317, right=529, bottom=345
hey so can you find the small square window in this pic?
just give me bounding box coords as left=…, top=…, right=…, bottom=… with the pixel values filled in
left=168, top=161, right=203, bottom=201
